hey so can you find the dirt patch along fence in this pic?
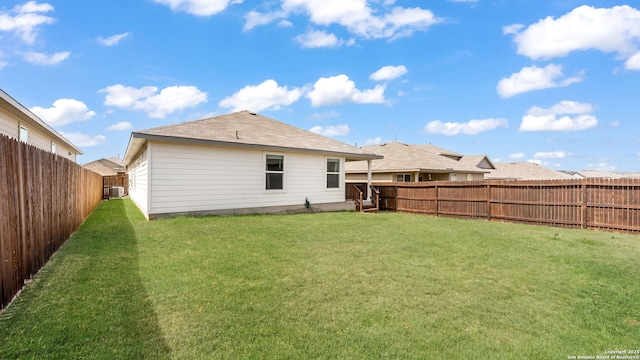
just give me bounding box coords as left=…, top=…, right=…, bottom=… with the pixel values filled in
left=0, top=135, right=103, bottom=310
left=349, top=179, right=640, bottom=233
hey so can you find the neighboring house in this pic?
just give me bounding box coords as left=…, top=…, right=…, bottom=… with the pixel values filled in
left=345, top=141, right=494, bottom=183
left=84, top=157, right=125, bottom=176
left=485, top=162, right=574, bottom=180
left=562, top=170, right=640, bottom=179
left=122, top=110, right=382, bottom=219
left=0, top=89, right=81, bottom=162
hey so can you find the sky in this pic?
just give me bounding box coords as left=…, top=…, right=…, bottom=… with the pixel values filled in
left=1, top=0, right=639, bottom=172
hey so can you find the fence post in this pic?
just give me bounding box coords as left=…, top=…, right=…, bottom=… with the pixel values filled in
left=435, top=182, right=439, bottom=217
left=581, top=179, right=587, bottom=229
left=486, top=182, right=491, bottom=221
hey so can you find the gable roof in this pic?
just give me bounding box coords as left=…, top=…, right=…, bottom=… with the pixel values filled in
left=83, top=157, right=125, bottom=176
left=486, top=162, right=574, bottom=180
left=123, top=111, right=382, bottom=165
left=0, top=89, right=82, bottom=155
left=345, top=142, right=491, bottom=174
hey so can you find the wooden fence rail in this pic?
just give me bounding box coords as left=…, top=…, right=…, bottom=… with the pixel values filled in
left=0, top=135, right=103, bottom=310
left=348, top=179, right=640, bottom=233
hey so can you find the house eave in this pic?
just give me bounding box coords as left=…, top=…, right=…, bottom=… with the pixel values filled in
left=123, top=132, right=382, bottom=166
left=0, top=89, right=83, bottom=155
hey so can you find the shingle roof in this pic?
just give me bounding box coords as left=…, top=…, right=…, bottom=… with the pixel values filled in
left=345, top=142, right=490, bottom=173
left=123, top=111, right=381, bottom=165
left=485, top=162, right=574, bottom=180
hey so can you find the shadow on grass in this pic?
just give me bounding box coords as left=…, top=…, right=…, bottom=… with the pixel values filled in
left=0, top=199, right=171, bottom=359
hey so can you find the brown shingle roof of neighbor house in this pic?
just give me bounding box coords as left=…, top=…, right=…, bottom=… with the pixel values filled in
left=345, top=141, right=491, bottom=174
left=123, top=110, right=382, bottom=165
left=83, top=157, right=125, bottom=176
left=485, top=162, right=574, bottom=180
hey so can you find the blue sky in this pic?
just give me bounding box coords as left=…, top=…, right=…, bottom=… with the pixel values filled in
left=1, top=0, right=639, bottom=171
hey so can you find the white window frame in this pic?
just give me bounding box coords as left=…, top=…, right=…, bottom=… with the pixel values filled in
left=326, top=157, right=341, bottom=190
left=19, top=125, right=28, bottom=143
left=51, top=142, right=56, bottom=154
left=264, top=153, right=285, bottom=192
left=396, top=173, right=411, bottom=182
left=450, top=173, right=458, bottom=181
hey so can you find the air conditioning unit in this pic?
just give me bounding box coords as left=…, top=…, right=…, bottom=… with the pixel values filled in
left=110, top=186, right=124, bottom=198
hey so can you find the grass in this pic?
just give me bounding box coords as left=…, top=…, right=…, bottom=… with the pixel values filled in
left=1, top=198, right=639, bottom=359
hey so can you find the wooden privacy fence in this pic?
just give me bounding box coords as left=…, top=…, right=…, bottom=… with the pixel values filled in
left=351, top=179, right=640, bottom=233
left=0, top=135, right=103, bottom=310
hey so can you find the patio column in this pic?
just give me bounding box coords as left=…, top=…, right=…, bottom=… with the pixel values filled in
left=367, top=159, right=372, bottom=200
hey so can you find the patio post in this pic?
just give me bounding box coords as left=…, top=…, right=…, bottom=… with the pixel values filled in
left=367, top=159, right=372, bottom=200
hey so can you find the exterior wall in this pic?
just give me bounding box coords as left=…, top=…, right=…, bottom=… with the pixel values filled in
left=128, top=143, right=149, bottom=217
left=0, top=108, right=19, bottom=138
left=147, top=141, right=347, bottom=217
left=346, top=172, right=394, bottom=183
left=0, top=107, right=76, bottom=162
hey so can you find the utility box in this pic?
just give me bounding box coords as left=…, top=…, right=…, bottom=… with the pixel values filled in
left=110, top=186, right=124, bottom=198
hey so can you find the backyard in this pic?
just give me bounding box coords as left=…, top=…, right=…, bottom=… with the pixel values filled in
left=0, top=198, right=638, bottom=359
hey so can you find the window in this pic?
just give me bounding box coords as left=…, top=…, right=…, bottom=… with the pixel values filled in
left=326, top=158, right=340, bottom=189
left=450, top=173, right=458, bottom=181
left=51, top=143, right=56, bottom=154
left=19, top=125, right=28, bottom=143
left=265, top=154, right=284, bottom=190
left=396, top=173, right=411, bottom=182
left=466, top=174, right=473, bottom=181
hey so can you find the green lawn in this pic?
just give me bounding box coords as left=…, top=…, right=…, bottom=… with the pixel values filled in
left=1, top=198, right=639, bottom=359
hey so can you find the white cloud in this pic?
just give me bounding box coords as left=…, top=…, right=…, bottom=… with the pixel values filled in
left=246, top=1, right=442, bottom=40
left=370, top=65, right=408, bottom=81
left=306, top=74, right=385, bottom=106
left=97, top=32, right=130, bottom=46
left=497, top=64, right=582, bottom=98
left=0, top=1, right=55, bottom=44
left=519, top=100, right=597, bottom=131
left=309, top=124, right=350, bottom=136
left=101, top=84, right=207, bottom=119
left=423, top=118, right=508, bottom=136
left=625, top=51, right=640, bottom=70
left=295, top=30, right=340, bottom=48
left=506, top=5, right=640, bottom=64
left=508, top=152, right=525, bottom=159
left=306, top=110, right=340, bottom=121
left=31, top=98, right=96, bottom=126
left=151, top=0, right=241, bottom=16
left=533, top=151, right=570, bottom=159
left=59, top=131, right=106, bottom=147
left=22, top=51, right=70, bottom=65
left=219, top=79, right=302, bottom=112
left=244, top=10, right=286, bottom=31
left=586, top=162, right=617, bottom=172
left=366, top=137, right=382, bottom=145
left=107, top=121, right=132, bottom=131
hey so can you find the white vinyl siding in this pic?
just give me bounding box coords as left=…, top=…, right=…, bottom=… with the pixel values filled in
left=148, top=142, right=346, bottom=216
left=128, top=144, right=149, bottom=217
left=0, top=108, right=19, bottom=138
